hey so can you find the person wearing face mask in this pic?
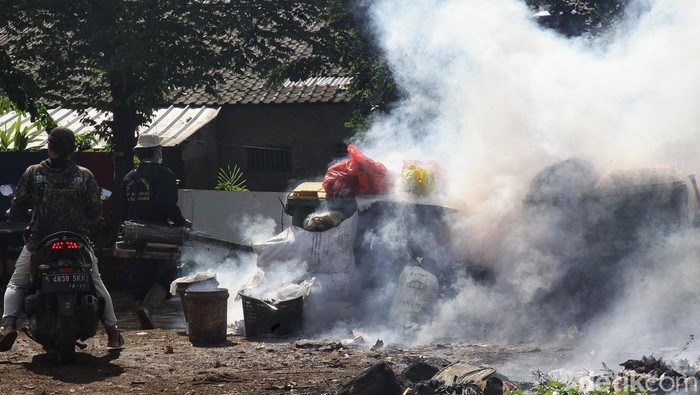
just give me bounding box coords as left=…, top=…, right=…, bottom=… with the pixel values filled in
left=120, top=133, right=191, bottom=329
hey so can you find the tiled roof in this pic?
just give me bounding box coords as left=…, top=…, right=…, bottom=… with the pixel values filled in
left=171, top=70, right=352, bottom=106
left=2, top=26, right=352, bottom=107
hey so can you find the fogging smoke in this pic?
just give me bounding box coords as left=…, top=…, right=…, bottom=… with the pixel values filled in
left=180, top=0, right=700, bottom=365
left=344, top=0, right=700, bottom=360
left=361, top=0, right=700, bottom=205
left=182, top=214, right=279, bottom=322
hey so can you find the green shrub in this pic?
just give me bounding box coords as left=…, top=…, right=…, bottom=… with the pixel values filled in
left=0, top=114, right=44, bottom=151
left=214, top=164, right=248, bottom=191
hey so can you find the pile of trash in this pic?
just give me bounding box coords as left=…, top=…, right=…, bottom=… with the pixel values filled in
left=235, top=210, right=360, bottom=335
left=335, top=361, right=513, bottom=395
left=322, top=144, right=446, bottom=199
left=546, top=355, right=698, bottom=394
left=334, top=356, right=700, bottom=395
left=236, top=145, right=456, bottom=337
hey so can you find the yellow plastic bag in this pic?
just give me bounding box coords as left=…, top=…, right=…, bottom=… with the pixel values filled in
left=402, top=162, right=441, bottom=196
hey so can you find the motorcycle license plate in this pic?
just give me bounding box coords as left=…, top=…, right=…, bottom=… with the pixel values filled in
left=42, top=273, right=90, bottom=292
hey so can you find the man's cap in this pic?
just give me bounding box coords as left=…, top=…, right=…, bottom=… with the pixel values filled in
left=134, top=133, right=162, bottom=148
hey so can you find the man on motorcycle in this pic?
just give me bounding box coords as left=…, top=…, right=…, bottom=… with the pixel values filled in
left=0, top=127, right=123, bottom=351
left=121, top=133, right=191, bottom=329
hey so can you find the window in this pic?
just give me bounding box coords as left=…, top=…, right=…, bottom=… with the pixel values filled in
left=246, top=146, right=291, bottom=171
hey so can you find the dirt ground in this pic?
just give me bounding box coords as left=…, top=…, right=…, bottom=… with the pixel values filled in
left=0, top=291, right=575, bottom=395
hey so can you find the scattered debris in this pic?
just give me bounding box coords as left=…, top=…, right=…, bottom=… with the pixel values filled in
left=335, top=362, right=403, bottom=395
left=164, top=345, right=174, bottom=354
left=548, top=355, right=695, bottom=394
left=341, top=335, right=366, bottom=348
left=192, top=372, right=243, bottom=385
left=403, top=383, right=436, bottom=395
left=430, top=362, right=498, bottom=387
left=402, top=361, right=441, bottom=383
left=370, top=339, right=384, bottom=351
left=619, top=355, right=681, bottom=375
left=295, top=339, right=344, bottom=351
left=427, top=362, right=508, bottom=395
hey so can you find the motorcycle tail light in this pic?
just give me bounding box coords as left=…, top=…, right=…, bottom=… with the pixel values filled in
left=50, top=240, right=80, bottom=250
left=58, top=267, right=75, bottom=273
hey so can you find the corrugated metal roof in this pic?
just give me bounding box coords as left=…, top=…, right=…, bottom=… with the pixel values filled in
left=141, top=106, right=220, bottom=146
left=0, top=106, right=219, bottom=150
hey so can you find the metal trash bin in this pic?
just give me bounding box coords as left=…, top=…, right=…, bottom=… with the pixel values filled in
left=184, top=288, right=229, bottom=345
left=176, top=282, right=192, bottom=322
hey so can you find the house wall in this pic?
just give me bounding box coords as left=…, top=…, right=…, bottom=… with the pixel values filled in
left=173, top=119, right=220, bottom=189
left=179, top=102, right=354, bottom=192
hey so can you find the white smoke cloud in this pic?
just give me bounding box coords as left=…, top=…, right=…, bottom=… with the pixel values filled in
left=362, top=0, right=700, bottom=207
left=233, top=214, right=279, bottom=244
left=346, top=0, right=700, bottom=363
left=179, top=0, right=700, bottom=365
left=182, top=214, right=280, bottom=323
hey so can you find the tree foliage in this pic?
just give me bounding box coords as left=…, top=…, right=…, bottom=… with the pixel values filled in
left=526, top=0, right=630, bottom=37
left=0, top=0, right=328, bottom=191
left=0, top=0, right=634, bottom=171
left=320, top=0, right=398, bottom=132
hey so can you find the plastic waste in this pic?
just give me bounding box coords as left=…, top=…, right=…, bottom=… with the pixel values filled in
left=401, top=160, right=445, bottom=197
left=388, top=265, right=439, bottom=329
left=169, top=271, right=218, bottom=295
left=322, top=144, right=389, bottom=198
left=254, top=213, right=358, bottom=274
left=303, top=210, right=346, bottom=231
left=237, top=273, right=315, bottom=303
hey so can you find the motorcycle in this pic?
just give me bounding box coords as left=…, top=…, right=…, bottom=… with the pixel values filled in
left=25, top=231, right=103, bottom=363
left=1, top=184, right=113, bottom=363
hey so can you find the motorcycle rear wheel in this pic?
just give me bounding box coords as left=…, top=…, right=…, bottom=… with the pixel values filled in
left=57, top=314, right=76, bottom=364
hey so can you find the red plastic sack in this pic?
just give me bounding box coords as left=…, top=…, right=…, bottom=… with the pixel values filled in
left=323, top=144, right=389, bottom=198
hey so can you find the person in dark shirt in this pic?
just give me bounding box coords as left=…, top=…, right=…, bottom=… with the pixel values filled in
left=0, top=127, right=123, bottom=351
left=121, top=133, right=191, bottom=329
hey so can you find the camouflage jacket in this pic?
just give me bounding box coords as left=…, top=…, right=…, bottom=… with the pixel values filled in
left=7, top=158, right=102, bottom=251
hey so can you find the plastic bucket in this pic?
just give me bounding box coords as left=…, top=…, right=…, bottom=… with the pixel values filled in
left=184, top=288, right=229, bottom=345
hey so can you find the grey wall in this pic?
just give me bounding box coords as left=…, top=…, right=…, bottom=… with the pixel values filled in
left=178, top=189, right=293, bottom=243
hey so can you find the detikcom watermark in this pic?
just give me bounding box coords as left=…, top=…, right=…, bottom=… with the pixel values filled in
left=537, top=370, right=699, bottom=393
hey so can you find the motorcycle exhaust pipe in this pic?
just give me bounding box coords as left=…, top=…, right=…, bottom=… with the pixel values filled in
left=81, top=295, right=99, bottom=313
